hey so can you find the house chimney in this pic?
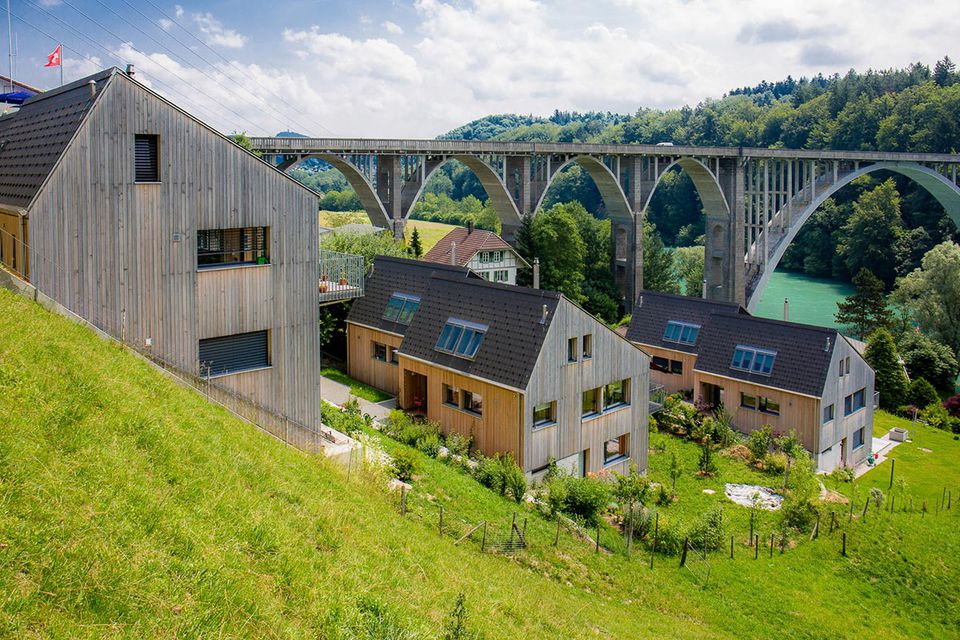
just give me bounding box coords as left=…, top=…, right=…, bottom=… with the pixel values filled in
left=450, top=241, right=457, bottom=266
left=825, top=336, right=831, bottom=352
left=533, top=257, right=540, bottom=289
left=540, top=304, right=548, bottom=325
left=701, top=278, right=707, bottom=299
left=783, top=297, right=789, bottom=322
left=466, top=220, right=474, bottom=235
left=638, top=295, right=643, bottom=308
left=126, top=64, right=136, bottom=79
left=87, top=80, right=98, bottom=98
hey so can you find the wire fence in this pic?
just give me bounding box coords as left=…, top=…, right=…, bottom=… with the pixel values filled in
left=0, top=227, right=346, bottom=455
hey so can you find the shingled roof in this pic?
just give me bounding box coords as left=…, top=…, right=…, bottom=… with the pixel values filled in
left=346, top=256, right=475, bottom=335
left=0, top=68, right=114, bottom=210
left=398, top=273, right=560, bottom=390
left=422, top=225, right=529, bottom=268
left=625, top=290, right=745, bottom=354
left=694, top=313, right=840, bottom=397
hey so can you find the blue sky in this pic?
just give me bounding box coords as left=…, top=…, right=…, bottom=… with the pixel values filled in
left=7, top=0, right=959, bottom=137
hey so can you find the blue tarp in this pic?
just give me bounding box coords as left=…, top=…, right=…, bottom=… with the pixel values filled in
left=0, top=91, right=34, bottom=105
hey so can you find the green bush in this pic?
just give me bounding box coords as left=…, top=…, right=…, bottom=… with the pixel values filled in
left=416, top=432, right=442, bottom=458
left=543, top=473, right=610, bottom=526
left=906, top=378, right=940, bottom=409
left=763, top=452, right=788, bottom=475
left=472, top=454, right=525, bottom=502
left=747, top=425, right=774, bottom=461
left=445, top=432, right=471, bottom=458
left=697, top=442, right=717, bottom=476
left=829, top=466, right=855, bottom=484
left=502, top=461, right=527, bottom=504
left=652, top=521, right=685, bottom=556
left=774, top=431, right=803, bottom=459
left=390, top=448, right=419, bottom=483
left=687, top=504, right=725, bottom=552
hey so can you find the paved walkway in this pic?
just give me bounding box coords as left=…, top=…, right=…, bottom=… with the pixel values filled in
left=321, top=374, right=396, bottom=421
left=854, top=432, right=904, bottom=478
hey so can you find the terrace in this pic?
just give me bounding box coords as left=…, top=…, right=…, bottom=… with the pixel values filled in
left=319, top=249, right=365, bottom=304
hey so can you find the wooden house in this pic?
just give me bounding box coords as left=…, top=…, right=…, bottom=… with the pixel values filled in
left=0, top=68, right=324, bottom=436
left=422, top=222, right=529, bottom=284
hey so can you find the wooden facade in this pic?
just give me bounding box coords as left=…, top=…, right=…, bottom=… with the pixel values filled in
left=398, top=354, right=523, bottom=465
left=0, top=209, right=27, bottom=279
left=638, top=343, right=697, bottom=395
left=347, top=322, right=403, bottom=396
left=22, top=70, right=322, bottom=431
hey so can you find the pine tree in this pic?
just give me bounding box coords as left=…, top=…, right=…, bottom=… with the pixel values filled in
left=409, top=227, right=423, bottom=258
left=933, top=55, right=956, bottom=87
left=835, top=268, right=891, bottom=339
left=865, top=329, right=909, bottom=410
left=513, top=213, right=536, bottom=287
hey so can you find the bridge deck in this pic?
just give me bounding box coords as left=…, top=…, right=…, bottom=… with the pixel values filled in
left=251, top=137, right=960, bottom=164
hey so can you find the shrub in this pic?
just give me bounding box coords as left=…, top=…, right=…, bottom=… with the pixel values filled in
left=390, top=448, right=419, bottom=482
left=710, top=410, right=738, bottom=448
left=920, top=402, right=951, bottom=430
left=747, top=425, right=774, bottom=461
left=445, top=432, right=471, bottom=458
left=697, top=442, right=717, bottom=476
left=763, top=452, right=788, bottom=475
left=655, top=483, right=672, bottom=506
left=472, top=454, right=525, bottom=501
left=612, top=465, right=651, bottom=510
left=502, top=459, right=527, bottom=504
left=829, top=466, right=855, bottom=484
left=343, top=396, right=361, bottom=416
left=870, top=487, right=885, bottom=510
left=624, top=506, right=655, bottom=540
left=687, top=504, right=725, bottom=552
left=473, top=456, right=507, bottom=495
left=416, top=432, right=441, bottom=458
left=906, top=378, right=939, bottom=410
left=774, top=431, right=803, bottom=459
left=544, top=473, right=611, bottom=526
left=652, top=521, right=685, bottom=555
left=944, top=394, right=960, bottom=418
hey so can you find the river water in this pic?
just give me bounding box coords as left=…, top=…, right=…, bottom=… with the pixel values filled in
left=752, top=269, right=854, bottom=330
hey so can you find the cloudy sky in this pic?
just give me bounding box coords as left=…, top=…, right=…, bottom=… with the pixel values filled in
left=10, top=0, right=960, bottom=137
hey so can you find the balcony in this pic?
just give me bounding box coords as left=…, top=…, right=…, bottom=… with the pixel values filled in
left=319, top=250, right=365, bottom=304
left=649, top=383, right=666, bottom=415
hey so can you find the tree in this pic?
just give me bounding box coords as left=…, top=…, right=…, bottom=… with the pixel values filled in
left=834, top=268, right=891, bottom=338
left=513, top=213, right=536, bottom=286
left=837, top=179, right=903, bottom=287
left=530, top=204, right=586, bottom=303
left=864, top=329, right=909, bottom=410
left=906, top=378, right=939, bottom=409
left=228, top=131, right=262, bottom=157
left=673, top=246, right=704, bottom=297
left=934, top=56, right=956, bottom=87
left=897, top=332, right=959, bottom=393
left=409, top=227, right=424, bottom=258
left=643, top=221, right=680, bottom=294
left=890, top=241, right=960, bottom=358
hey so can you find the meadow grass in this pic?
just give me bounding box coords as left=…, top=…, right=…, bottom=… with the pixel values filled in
left=320, top=367, right=392, bottom=403
left=1, top=287, right=958, bottom=639
left=318, top=210, right=459, bottom=254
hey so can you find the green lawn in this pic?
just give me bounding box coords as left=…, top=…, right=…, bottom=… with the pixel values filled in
left=318, top=210, right=458, bottom=253
left=321, top=366, right=392, bottom=403
left=1, top=286, right=958, bottom=639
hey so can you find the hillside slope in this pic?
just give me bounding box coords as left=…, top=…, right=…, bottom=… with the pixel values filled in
left=0, top=288, right=703, bottom=639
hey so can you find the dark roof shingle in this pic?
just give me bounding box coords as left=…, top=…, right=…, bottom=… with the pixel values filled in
left=398, top=273, right=560, bottom=389
left=694, top=313, right=839, bottom=397
left=625, top=290, right=744, bottom=354
left=0, top=69, right=114, bottom=209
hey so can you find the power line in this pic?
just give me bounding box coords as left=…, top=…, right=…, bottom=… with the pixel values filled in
left=127, top=0, right=335, bottom=136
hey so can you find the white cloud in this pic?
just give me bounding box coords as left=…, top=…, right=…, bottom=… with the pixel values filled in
left=383, top=21, right=403, bottom=35
left=174, top=5, right=184, bottom=19
left=193, top=12, right=247, bottom=48
left=158, top=18, right=174, bottom=31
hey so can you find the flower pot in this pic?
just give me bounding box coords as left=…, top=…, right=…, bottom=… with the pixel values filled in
left=319, top=282, right=328, bottom=293
left=339, top=277, right=348, bottom=285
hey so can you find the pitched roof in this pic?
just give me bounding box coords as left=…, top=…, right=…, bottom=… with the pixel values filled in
left=625, top=289, right=745, bottom=354
left=0, top=68, right=115, bottom=210
left=398, top=273, right=560, bottom=390
left=346, top=256, right=475, bottom=335
left=422, top=226, right=529, bottom=268
left=694, top=313, right=839, bottom=397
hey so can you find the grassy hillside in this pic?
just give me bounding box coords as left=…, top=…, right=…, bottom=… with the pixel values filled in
left=318, top=210, right=457, bottom=253
left=1, top=287, right=958, bottom=638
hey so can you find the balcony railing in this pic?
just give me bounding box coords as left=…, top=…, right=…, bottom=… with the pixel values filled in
left=319, top=250, right=365, bottom=303
left=649, top=383, right=666, bottom=415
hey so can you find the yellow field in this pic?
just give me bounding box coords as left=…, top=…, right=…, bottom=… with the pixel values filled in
left=318, top=210, right=458, bottom=253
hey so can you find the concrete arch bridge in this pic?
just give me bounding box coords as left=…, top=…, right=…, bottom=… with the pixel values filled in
left=251, top=137, right=960, bottom=310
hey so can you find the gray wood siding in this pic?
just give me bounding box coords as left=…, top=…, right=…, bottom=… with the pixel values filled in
left=819, top=338, right=875, bottom=467
left=26, top=72, right=321, bottom=429
left=524, top=298, right=650, bottom=474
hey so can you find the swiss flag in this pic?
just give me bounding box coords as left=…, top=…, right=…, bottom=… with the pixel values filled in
left=44, top=45, right=62, bottom=68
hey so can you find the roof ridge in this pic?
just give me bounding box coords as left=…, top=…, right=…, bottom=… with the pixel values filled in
left=710, top=311, right=838, bottom=334
left=21, top=68, right=117, bottom=106
left=374, top=254, right=469, bottom=272
left=430, top=271, right=561, bottom=299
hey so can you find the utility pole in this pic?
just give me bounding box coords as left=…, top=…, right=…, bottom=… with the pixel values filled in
left=6, top=0, right=13, bottom=92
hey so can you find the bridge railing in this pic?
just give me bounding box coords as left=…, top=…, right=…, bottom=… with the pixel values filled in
left=319, top=250, right=365, bottom=304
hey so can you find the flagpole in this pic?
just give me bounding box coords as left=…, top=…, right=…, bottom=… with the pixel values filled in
left=59, top=44, right=63, bottom=87
left=6, top=0, right=13, bottom=92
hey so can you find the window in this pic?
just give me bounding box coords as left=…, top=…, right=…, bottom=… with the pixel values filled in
left=494, top=270, right=509, bottom=282
left=568, top=337, right=578, bottom=363
left=464, top=390, right=483, bottom=415
left=731, top=346, right=777, bottom=376
left=663, top=321, right=700, bottom=345
left=443, top=384, right=460, bottom=408
left=480, top=250, right=503, bottom=263
left=383, top=293, right=421, bottom=325
left=603, top=435, right=629, bottom=465
left=389, top=347, right=400, bottom=365
left=582, top=334, right=593, bottom=359
left=669, top=360, right=683, bottom=375
left=198, top=227, right=268, bottom=268
left=740, top=393, right=758, bottom=410
left=372, top=342, right=388, bottom=362
left=582, top=388, right=600, bottom=417
left=435, top=318, right=488, bottom=359
left=844, top=388, right=866, bottom=415
left=838, top=360, right=844, bottom=377
left=853, top=427, right=864, bottom=449
left=134, top=134, right=159, bottom=182
left=760, top=397, right=780, bottom=415
left=199, top=330, right=268, bottom=377
left=603, top=380, right=629, bottom=409
left=533, top=401, right=555, bottom=426
left=823, top=403, right=835, bottom=423
left=651, top=356, right=670, bottom=372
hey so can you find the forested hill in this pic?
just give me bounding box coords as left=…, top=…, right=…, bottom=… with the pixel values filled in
left=440, top=58, right=960, bottom=153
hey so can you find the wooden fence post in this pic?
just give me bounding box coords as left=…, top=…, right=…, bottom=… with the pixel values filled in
left=841, top=532, right=847, bottom=556
left=346, top=447, right=353, bottom=482
left=439, top=507, right=443, bottom=536
left=889, top=458, right=895, bottom=489
left=730, top=536, right=734, bottom=559
left=679, top=537, right=689, bottom=567
left=811, top=511, right=820, bottom=540
left=849, top=499, right=855, bottom=522
left=769, top=534, right=774, bottom=558
left=595, top=523, right=601, bottom=553
left=649, top=513, right=659, bottom=570
left=481, top=521, right=487, bottom=552
left=754, top=534, right=759, bottom=560
left=861, top=500, right=869, bottom=521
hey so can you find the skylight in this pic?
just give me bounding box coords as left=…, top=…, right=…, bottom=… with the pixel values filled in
left=435, top=318, right=488, bottom=360
left=731, top=345, right=777, bottom=376
left=383, top=293, right=421, bottom=325
left=663, top=321, right=701, bottom=345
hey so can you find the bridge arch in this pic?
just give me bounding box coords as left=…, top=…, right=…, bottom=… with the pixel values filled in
left=642, top=157, right=730, bottom=218
left=278, top=154, right=391, bottom=229
left=747, top=161, right=960, bottom=312
left=405, top=156, right=522, bottom=231
left=535, top=155, right=633, bottom=223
